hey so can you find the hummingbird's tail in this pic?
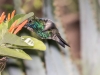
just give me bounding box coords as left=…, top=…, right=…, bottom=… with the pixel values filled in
left=55, top=34, right=70, bottom=48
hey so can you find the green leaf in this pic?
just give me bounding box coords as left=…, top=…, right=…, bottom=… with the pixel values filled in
left=1, top=22, right=8, bottom=37
left=8, top=14, right=25, bottom=28
left=0, top=21, right=8, bottom=40
left=16, top=12, right=34, bottom=26
left=21, top=36, right=46, bottom=51
left=0, top=23, right=3, bottom=39
left=0, top=32, right=30, bottom=46
left=0, top=46, right=32, bottom=60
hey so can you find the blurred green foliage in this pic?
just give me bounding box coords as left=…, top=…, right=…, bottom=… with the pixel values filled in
left=33, top=0, right=43, bottom=10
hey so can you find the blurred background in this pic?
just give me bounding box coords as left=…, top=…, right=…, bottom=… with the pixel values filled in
left=0, top=0, right=100, bottom=75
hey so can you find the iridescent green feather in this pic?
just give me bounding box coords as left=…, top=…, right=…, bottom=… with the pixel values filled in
left=26, top=18, right=51, bottom=39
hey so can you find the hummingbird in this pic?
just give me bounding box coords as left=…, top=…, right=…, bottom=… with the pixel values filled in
left=24, top=17, right=70, bottom=48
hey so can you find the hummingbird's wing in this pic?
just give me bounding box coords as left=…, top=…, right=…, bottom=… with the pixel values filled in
left=51, top=33, right=70, bottom=48
left=56, top=34, right=70, bottom=47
